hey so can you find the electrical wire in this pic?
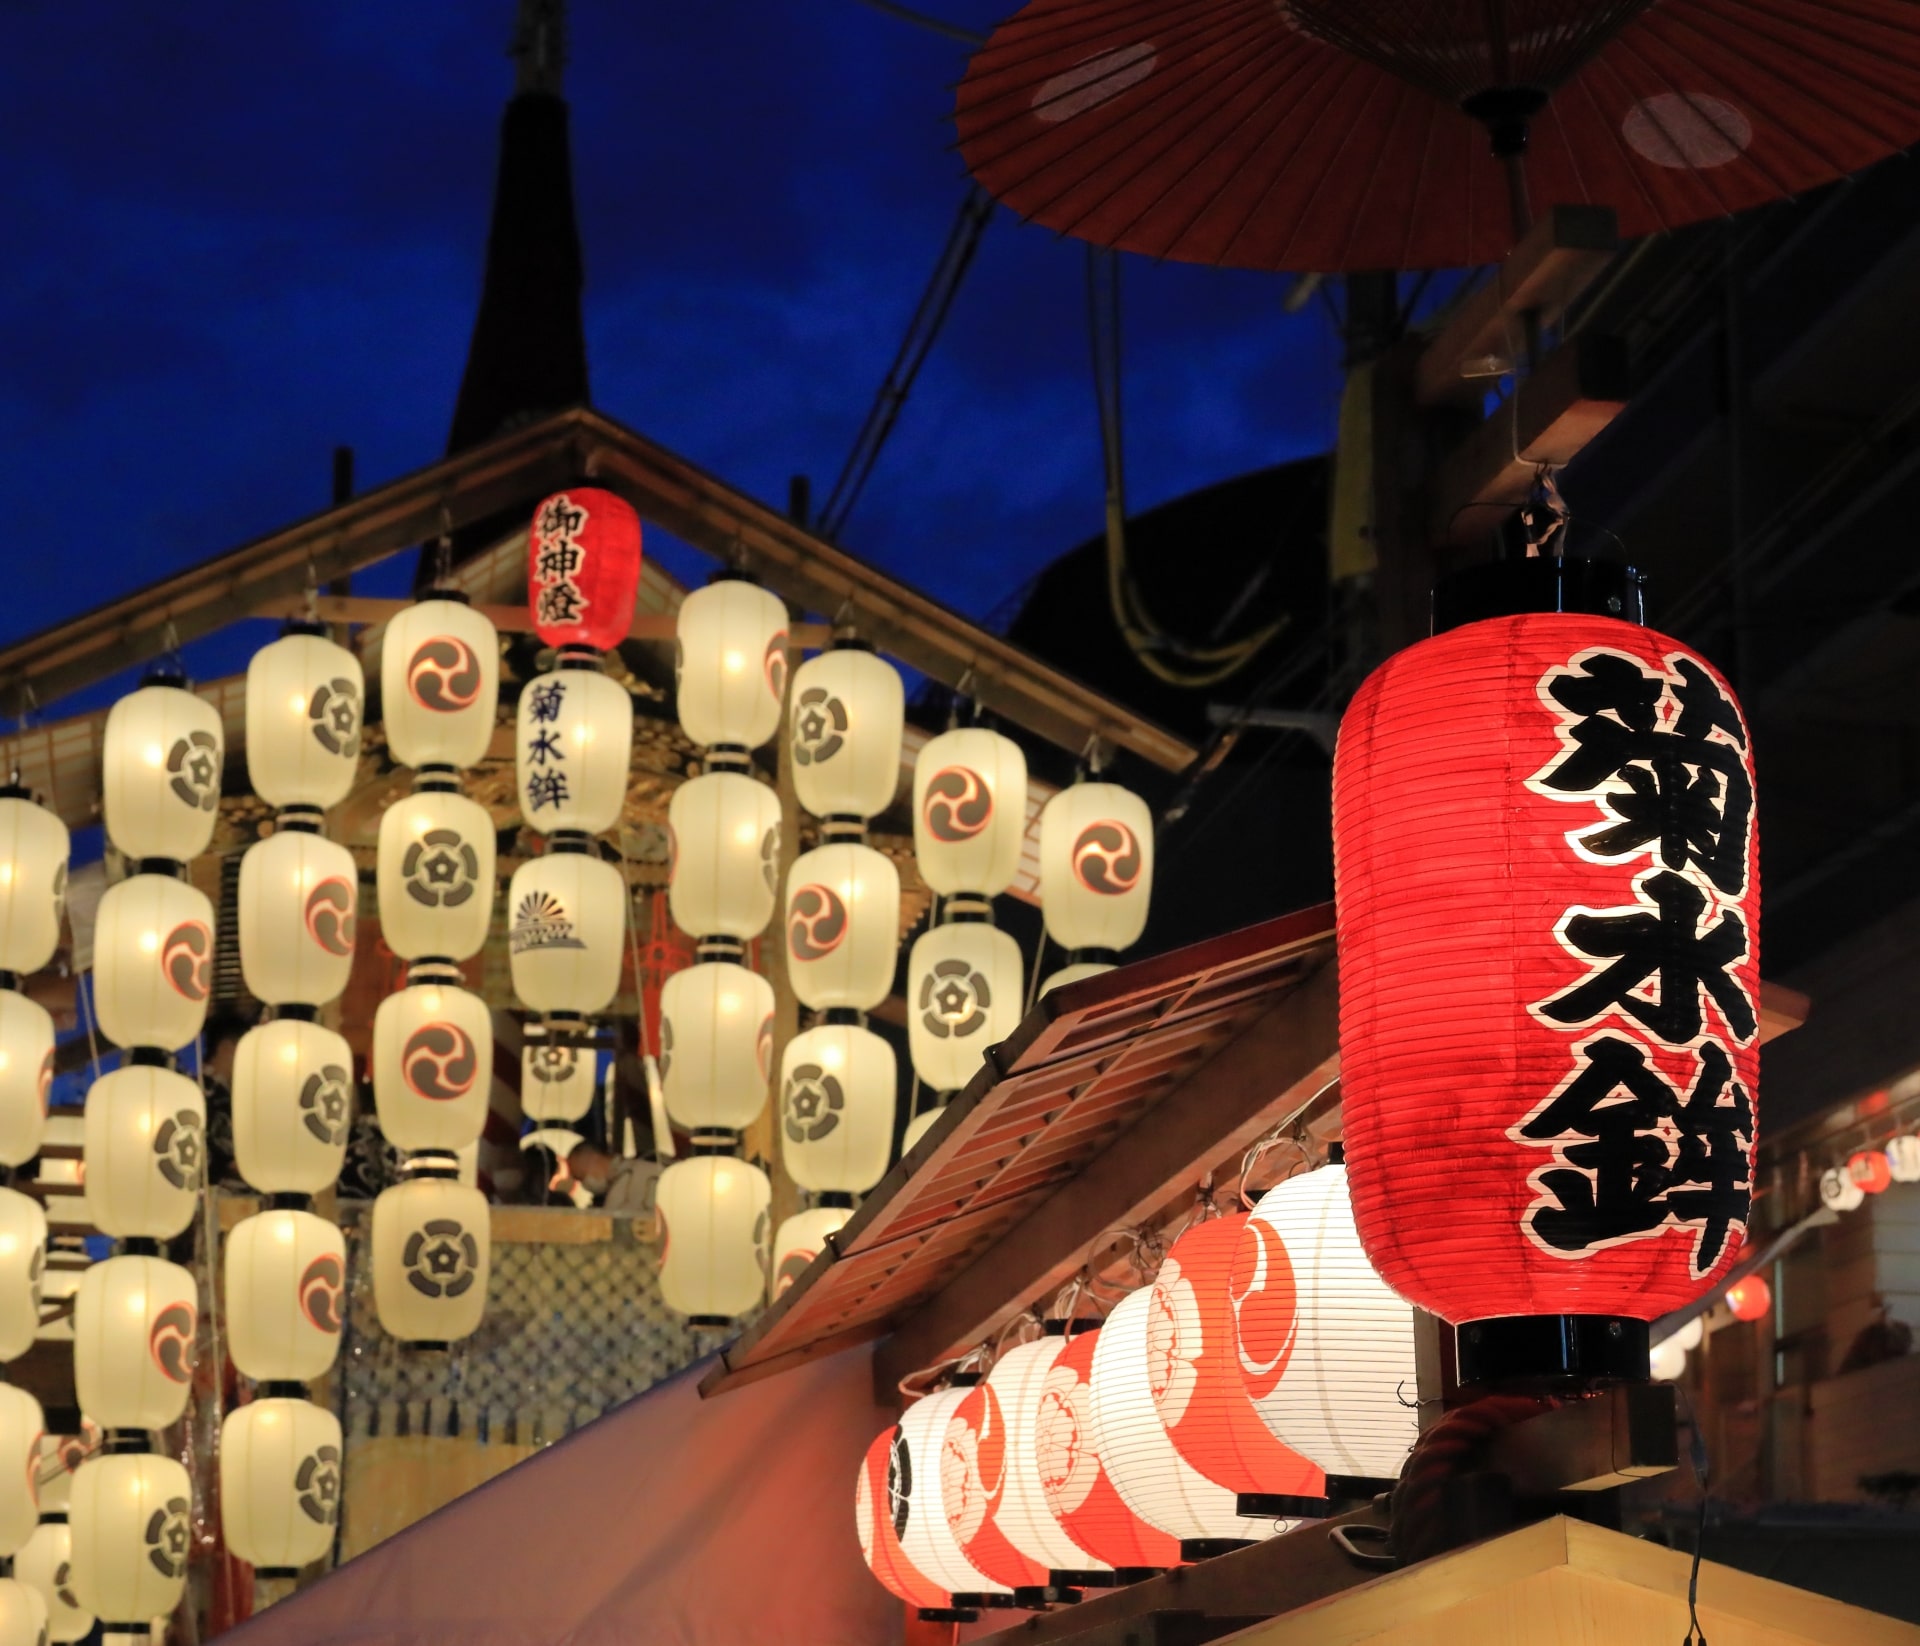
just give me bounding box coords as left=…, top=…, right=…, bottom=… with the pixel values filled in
left=849, top=0, right=983, bottom=46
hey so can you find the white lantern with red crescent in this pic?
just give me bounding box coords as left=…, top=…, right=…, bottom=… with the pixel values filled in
left=0, top=1189, right=46, bottom=1362
left=507, top=849, right=625, bottom=1015
left=375, top=786, right=496, bottom=963
left=371, top=978, right=491, bottom=1153
left=780, top=1023, right=895, bottom=1194
left=983, top=1331, right=1110, bottom=1577
left=894, top=1385, right=1009, bottom=1599
left=941, top=1376, right=1048, bottom=1591
left=854, top=1425, right=947, bottom=1609
left=527, top=488, right=643, bottom=655
left=73, top=1254, right=197, bottom=1432
left=0, top=991, right=52, bottom=1168
left=675, top=581, right=789, bottom=752
left=371, top=1169, right=490, bottom=1344
left=655, top=1155, right=771, bottom=1322
left=90, top=873, right=213, bottom=1052
left=789, top=646, right=904, bottom=821
left=219, top=1397, right=342, bottom=1573
left=101, top=678, right=223, bottom=863
left=521, top=1026, right=597, bottom=1125
left=658, top=962, right=773, bottom=1133
left=1039, top=782, right=1153, bottom=957
left=68, top=1452, right=192, bottom=1630
left=245, top=627, right=364, bottom=810
left=380, top=598, right=499, bottom=773
left=1233, top=1164, right=1419, bottom=1480
left=225, top=1208, right=346, bottom=1382
left=232, top=1019, right=354, bottom=1194
left=784, top=843, right=900, bottom=1012
left=516, top=664, right=633, bottom=836
left=238, top=826, right=357, bottom=1008
left=18, top=1518, right=91, bottom=1643
left=0, top=1385, right=42, bottom=1557
left=912, top=728, right=1027, bottom=898
left=770, top=1204, right=850, bottom=1300
left=907, top=917, right=1023, bottom=1094
left=80, top=1064, right=205, bottom=1240
left=0, top=788, right=67, bottom=976
left=667, top=772, right=781, bottom=944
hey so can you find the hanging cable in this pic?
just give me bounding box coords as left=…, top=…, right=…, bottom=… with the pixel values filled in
left=849, top=0, right=983, bottom=45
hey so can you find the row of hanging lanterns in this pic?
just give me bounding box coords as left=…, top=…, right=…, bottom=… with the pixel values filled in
left=1819, top=1129, right=1920, bottom=1211
left=16, top=1428, right=103, bottom=1642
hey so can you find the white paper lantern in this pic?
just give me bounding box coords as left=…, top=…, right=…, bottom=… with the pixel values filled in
left=1820, top=1165, right=1866, bottom=1213
left=90, top=873, right=213, bottom=1052
left=0, top=992, right=51, bottom=1168
left=380, top=598, right=500, bottom=772
left=789, top=648, right=904, bottom=821
left=770, top=1205, right=851, bottom=1300
left=232, top=1019, right=353, bottom=1195
left=507, top=851, right=624, bottom=1015
left=81, top=1064, right=205, bottom=1240
left=372, top=980, right=491, bottom=1153
left=371, top=1174, right=490, bottom=1344
left=1886, top=1134, right=1920, bottom=1184
left=675, top=581, right=788, bottom=751
left=656, top=1155, right=770, bottom=1321
left=0, top=792, right=67, bottom=976
left=912, top=728, right=1027, bottom=898
left=521, top=1029, right=597, bottom=1125
left=1039, top=962, right=1113, bottom=998
left=1664, top=1317, right=1705, bottom=1353
left=784, top=843, right=900, bottom=1012
left=907, top=920, right=1023, bottom=1094
left=984, top=1334, right=1110, bottom=1575
left=73, top=1255, right=196, bottom=1432
left=659, top=962, right=772, bottom=1133
left=68, top=1452, right=191, bottom=1627
left=667, top=773, right=780, bottom=943
left=895, top=1385, right=1008, bottom=1597
left=0, top=1386, right=42, bottom=1558
left=1237, top=1165, right=1418, bottom=1480
left=516, top=665, right=632, bottom=836
left=237, top=827, right=356, bottom=1008
left=225, top=1209, right=345, bottom=1382
left=902, top=1105, right=945, bottom=1155
left=220, top=1398, right=341, bottom=1573
left=245, top=629, right=364, bottom=810
left=101, top=681, right=223, bottom=863
left=1649, top=1338, right=1688, bottom=1381
left=375, top=787, right=496, bottom=963
left=0, top=1189, right=45, bottom=1362
left=780, top=1023, right=895, bottom=1194
left=31, top=1432, right=98, bottom=1519
left=1040, top=783, right=1153, bottom=955
left=17, top=1522, right=90, bottom=1643
left=0, top=1579, right=46, bottom=1646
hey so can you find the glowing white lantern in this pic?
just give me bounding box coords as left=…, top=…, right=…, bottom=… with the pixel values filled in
left=73, top=1255, right=196, bottom=1432
left=225, top=1209, right=345, bottom=1382
left=220, top=1398, right=341, bottom=1573
left=245, top=628, right=364, bottom=809
left=675, top=581, right=788, bottom=751
left=101, top=680, right=223, bottom=863
left=667, top=773, right=780, bottom=943
left=902, top=1105, right=945, bottom=1154
left=789, top=647, right=904, bottom=821
left=784, top=843, right=899, bottom=1012
left=1040, top=782, right=1153, bottom=955
left=1039, top=962, right=1113, bottom=998
left=31, top=1432, right=97, bottom=1519
left=90, top=873, right=213, bottom=1052
left=0, top=1386, right=42, bottom=1557
left=656, top=1155, right=770, bottom=1322
left=985, top=1333, right=1110, bottom=1575
left=380, top=598, right=500, bottom=772
left=658, top=962, right=773, bottom=1132
left=770, top=1205, right=850, bottom=1300
left=506, top=850, right=624, bottom=1015
left=376, top=787, right=497, bottom=962
left=371, top=1173, right=490, bottom=1344
left=0, top=991, right=51, bottom=1167
left=81, top=1064, right=205, bottom=1240
left=1649, top=1338, right=1688, bottom=1381
left=68, top=1453, right=191, bottom=1628
left=912, top=728, right=1027, bottom=898
left=232, top=1019, right=353, bottom=1194
left=1820, top=1166, right=1866, bottom=1213
left=0, top=1189, right=46, bottom=1362
left=780, top=1023, right=895, bottom=1194
left=0, top=790, right=67, bottom=976
left=894, top=1384, right=1008, bottom=1598
left=17, top=1522, right=89, bottom=1643
left=907, top=920, right=1023, bottom=1093
left=237, top=827, right=356, bottom=1007
left=517, top=665, right=632, bottom=836
left=1887, top=1134, right=1920, bottom=1184
left=521, top=1028, right=596, bottom=1124
left=1236, top=1164, right=1418, bottom=1480
left=372, top=980, right=491, bottom=1153
left=0, top=1579, right=46, bottom=1646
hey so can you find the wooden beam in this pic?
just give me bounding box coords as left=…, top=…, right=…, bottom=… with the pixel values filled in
left=252, top=593, right=831, bottom=649
left=1484, top=1381, right=1678, bottom=1494
left=1758, top=980, right=1809, bottom=1043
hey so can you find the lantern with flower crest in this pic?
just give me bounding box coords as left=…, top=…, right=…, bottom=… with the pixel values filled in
left=245, top=624, right=364, bottom=810
left=232, top=1018, right=354, bottom=1194
left=68, top=1451, right=192, bottom=1633
left=779, top=1022, right=894, bottom=1194
left=371, top=1162, right=490, bottom=1345
left=220, top=1396, right=343, bottom=1574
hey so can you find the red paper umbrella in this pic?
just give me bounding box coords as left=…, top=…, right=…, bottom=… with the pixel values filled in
left=956, top=0, right=1920, bottom=270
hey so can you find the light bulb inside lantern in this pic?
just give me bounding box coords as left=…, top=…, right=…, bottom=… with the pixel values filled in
left=139, top=931, right=160, bottom=954
left=289, top=693, right=307, bottom=715
left=0, top=864, right=12, bottom=885
left=422, top=991, right=442, bottom=1012
left=143, top=743, right=164, bottom=768
left=733, top=824, right=756, bottom=845
left=274, top=1221, right=295, bottom=1245
left=719, top=994, right=739, bottom=1014
left=723, top=651, right=745, bottom=674
left=281, top=1044, right=298, bottom=1064
left=821, top=1044, right=844, bottom=1069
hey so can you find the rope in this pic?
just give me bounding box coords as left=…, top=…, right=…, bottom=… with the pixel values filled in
left=1389, top=1393, right=1555, bottom=1565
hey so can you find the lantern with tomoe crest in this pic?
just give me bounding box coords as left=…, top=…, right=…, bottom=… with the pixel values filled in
left=225, top=1208, right=346, bottom=1382
left=73, top=1255, right=197, bottom=1431
left=380, top=598, right=500, bottom=772
left=372, top=978, right=491, bottom=1154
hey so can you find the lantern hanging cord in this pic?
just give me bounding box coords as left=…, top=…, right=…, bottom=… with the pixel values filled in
left=77, top=971, right=104, bottom=1087
left=190, top=1029, right=228, bottom=1454
left=1676, top=1383, right=1714, bottom=1646
left=13, top=682, right=37, bottom=739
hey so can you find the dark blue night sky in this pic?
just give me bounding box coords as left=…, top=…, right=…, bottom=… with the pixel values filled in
left=0, top=2, right=1343, bottom=679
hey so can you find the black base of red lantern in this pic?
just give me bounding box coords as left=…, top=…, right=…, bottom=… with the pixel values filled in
left=1013, top=1583, right=1082, bottom=1608
left=1237, top=1475, right=1397, bottom=1519
left=1179, top=1538, right=1254, bottom=1562
left=1432, top=554, right=1646, bottom=635
left=917, top=1608, right=980, bottom=1624
left=1051, top=1568, right=1118, bottom=1588
left=1455, top=1314, right=1650, bottom=1387
left=949, top=1592, right=1016, bottom=1608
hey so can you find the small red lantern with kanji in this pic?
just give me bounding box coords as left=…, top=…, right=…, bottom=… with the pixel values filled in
left=527, top=487, right=642, bottom=654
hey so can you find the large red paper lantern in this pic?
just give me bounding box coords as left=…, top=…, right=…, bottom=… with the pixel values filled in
left=854, top=1426, right=946, bottom=1609
left=941, top=1381, right=1046, bottom=1592
left=527, top=488, right=642, bottom=654
left=1335, top=593, right=1759, bottom=1384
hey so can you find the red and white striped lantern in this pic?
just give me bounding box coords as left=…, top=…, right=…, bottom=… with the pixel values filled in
left=854, top=1425, right=947, bottom=1609
left=985, top=1332, right=1110, bottom=1577
left=940, top=1380, right=1046, bottom=1591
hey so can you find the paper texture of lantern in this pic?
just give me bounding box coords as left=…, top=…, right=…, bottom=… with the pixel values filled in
left=1888, top=1134, right=1920, bottom=1184
left=907, top=920, right=1022, bottom=1094
left=912, top=728, right=1027, bottom=898
left=659, top=962, right=773, bottom=1132
left=854, top=1425, right=947, bottom=1607
left=1039, top=962, right=1113, bottom=998
left=101, top=682, right=222, bottom=863
left=516, top=665, right=632, bottom=836
left=0, top=1386, right=41, bottom=1557
left=1039, top=783, right=1153, bottom=955
left=941, top=1378, right=1048, bottom=1590
left=667, top=773, right=780, bottom=942
left=894, top=1385, right=1009, bottom=1597
left=0, top=1189, right=46, bottom=1361
left=507, top=852, right=625, bottom=1015
left=237, top=828, right=356, bottom=1008
left=219, top=1398, right=342, bottom=1573
left=780, top=1023, right=895, bottom=1194
left=675, top=581, right=788, bottom=751
left=372, top=982, right=492, bottom=1153
left=1335, top=613, right=1760, bottom=1345
left=790, top=648, right=904, bottom=821
left=0, top=992, right=51, bottom=1167
left=1820, top=1166, right=1866, bottom=1214
left=0, top=1579, right=46, bottom=1646
left=982, top=1334, right=1110, bottom=1576
left=225, top=1209, right=346, bottom=1382
left=521, top=1031, right=597, bottom=1124
left=1234, top=1165, right=1419, bottom=1480
left=376, top=788, right=497, bottom=963
left=770, top=1205, right=850, bottom=1300
left=232, top=1019, right=354, bottom=1194
left=655, top=1156, right=770, bottom=1321
left=90, top=874, right=213, bottom=1052
left=784, top=843, right=900, bottom=1011
left=380, top=598, right=500, bottom=772
left=17, top=1523, right=88, bottom=1643
left=68, top=1453, right=192, bottom=1627
left=81, top=1064, right=205, bottom=1240
left=371, top=1176, right=490, bottom=1344
left=73, top=1255, right=196, bottom=1431
left=245, top=629, right=364, bottom=810
left=527, top=487, right=643, bottom=654
left=0, top=791, right=67, bottom=975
